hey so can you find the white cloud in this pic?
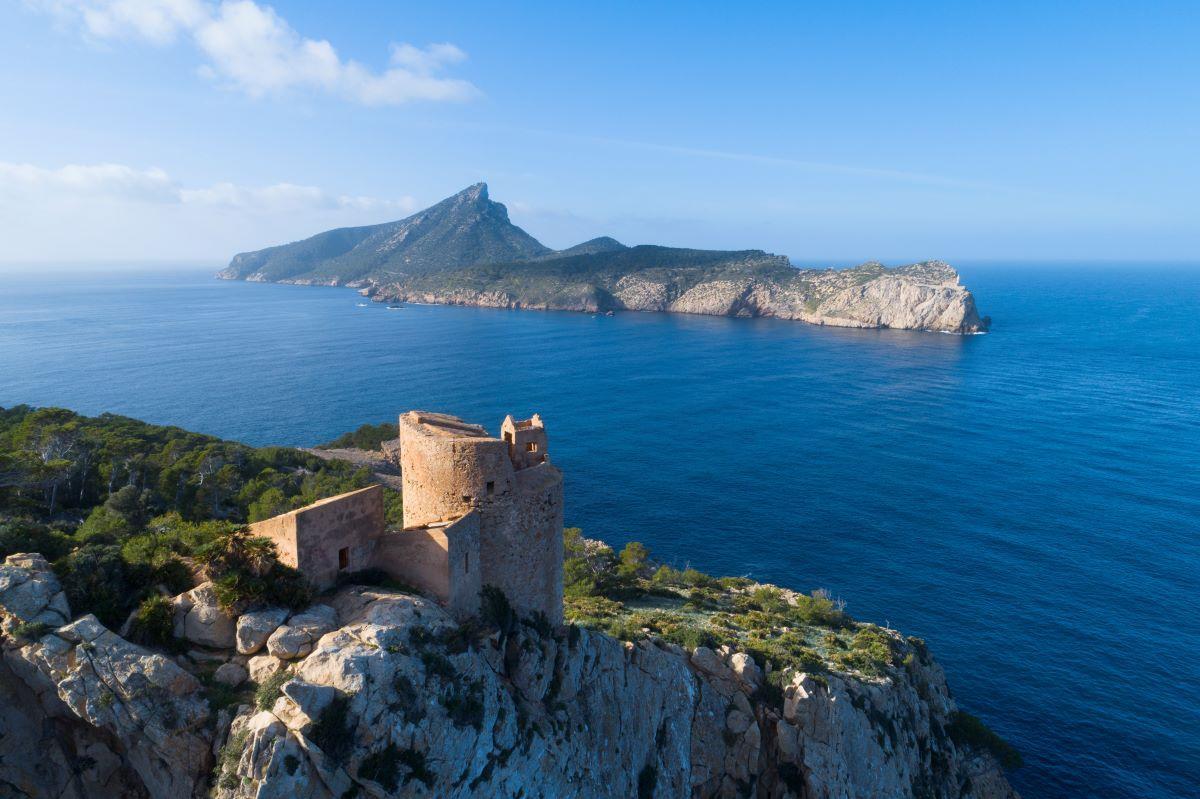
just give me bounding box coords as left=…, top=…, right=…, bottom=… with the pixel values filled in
left=0, top=161, right=178, bottom=202
left=27, top=0, right=478, bottom=105
left=0, top=160, right=420, bottom=262
left=0, top=160, right=415, bottom=214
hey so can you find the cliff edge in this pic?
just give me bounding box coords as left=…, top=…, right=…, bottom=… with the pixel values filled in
left=0, top=552, right=1018, bottom=798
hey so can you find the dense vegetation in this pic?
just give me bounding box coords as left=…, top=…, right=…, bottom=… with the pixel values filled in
left=319, top=421, right=398, bottom=451
left=0, top=406, right=401, bottom=627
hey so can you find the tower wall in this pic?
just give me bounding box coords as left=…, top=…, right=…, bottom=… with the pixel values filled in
left=398, top=410, right=564, bottom=624
left=399, top=413, right=515, bottom=528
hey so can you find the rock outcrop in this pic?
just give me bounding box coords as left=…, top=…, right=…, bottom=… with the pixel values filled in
left=212, top=586, right=1017, bottom=799
left=0, top=556, right=213, bottom=798
left=1, top=555, right=1017, bottom=798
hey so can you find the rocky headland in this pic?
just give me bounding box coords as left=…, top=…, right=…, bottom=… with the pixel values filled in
left=218, top=184, right=989, bottom=335
left=1, top=551, right=1017, bottom=799
left=0, top=408, right=1019, bottom=797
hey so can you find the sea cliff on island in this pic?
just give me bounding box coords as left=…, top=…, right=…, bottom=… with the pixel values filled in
left=0, top=405, right=1019, bottom=798
left=218, top=184, right=989, bottom=335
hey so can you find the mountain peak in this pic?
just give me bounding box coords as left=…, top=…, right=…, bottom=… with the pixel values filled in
left=455, top=182, right=488, bottom=203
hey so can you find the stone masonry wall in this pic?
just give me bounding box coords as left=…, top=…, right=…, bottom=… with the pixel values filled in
left=399, top=412, right=563, bottom=624
left=250, top=485, right=383, bottom=590
left=374, top=512, right=481, bottom=619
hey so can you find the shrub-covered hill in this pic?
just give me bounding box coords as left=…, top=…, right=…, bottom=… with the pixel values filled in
left=0, top=406, right=402, bottom=627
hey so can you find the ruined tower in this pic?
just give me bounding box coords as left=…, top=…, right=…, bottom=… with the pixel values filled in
left=398, top=411, right=564, bottom=624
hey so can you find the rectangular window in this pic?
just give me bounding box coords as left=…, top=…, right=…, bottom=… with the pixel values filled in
left=486, top=481, right=495, bottom=496
left=338, top=547, right=349, bottom=570
left=526, top=441, right=538, bottom=452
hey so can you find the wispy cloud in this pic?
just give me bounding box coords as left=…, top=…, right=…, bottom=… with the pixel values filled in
left=26, top=0, right=478, bottom=105
left=0, top=161, right=416, bottom=213
left=585, top=134, right=988, bottom=189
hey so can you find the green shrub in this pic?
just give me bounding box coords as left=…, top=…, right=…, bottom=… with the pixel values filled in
left=480, top=584, right=517, bottom=632
left=441, top=679, right=485, bottom=730
left=947, top=711, right=1022, bottom=770
left=358, top=744, right=403, bottom=792
left=396, top=748, right=434, bottom=788
left=128, top=595, right=178, bottom=650
left=198, top=527, right=311, bottom=612
left=320, top=422, right=398, bottom=451
left=389, top=674, right=425, bottom=724
left=0, top=520, right=73, bottom=561
left=420, top=651, right=456, bottom=681
left=11, top=621, right=51, bottom=641
left=255, top=669, right=291, bottom=710
left=56, top=543, right=138, bottom=628
left=308, top=693, right=355, bottom=764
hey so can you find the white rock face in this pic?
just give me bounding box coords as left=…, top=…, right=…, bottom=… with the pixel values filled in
left=0, top=552, right=71, bottom=631
left=211, top=587, right=1019, bottom=799
left=266, top=604, right=338, bottom=660
left=237, top=606, right=290, bottom=655
left=174, top=582, right=238, bottom=649
left=0, top=557, right=1018, bottom=799
left=377, top=260, right=989, bottom=334
left=3, top=614, right=212, bottom=797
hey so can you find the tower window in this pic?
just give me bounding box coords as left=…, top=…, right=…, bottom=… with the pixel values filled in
left=526, top=442, right=538, bottom=452
left=338, top=547, right=349, bottom=570
left=486, top=481, right=495, bottom=496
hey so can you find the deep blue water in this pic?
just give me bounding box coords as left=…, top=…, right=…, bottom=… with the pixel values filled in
left=1, top=264, right=1198, bottom=798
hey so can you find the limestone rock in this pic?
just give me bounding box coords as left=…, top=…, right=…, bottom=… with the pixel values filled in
left=215, top=661, right=249, bottom=687
left=266, top=604, right=337, bottom=660
left=237, top=606, right=290, bottom=655
left=209, top=586, right=1018, bottom=799
left=248, top=653, right=288, bottom=683
left=0, top=552, right=71, bottom=631
left=175, top=582, right=237, bottom=649
left=3, top=612, right=212, bottom=797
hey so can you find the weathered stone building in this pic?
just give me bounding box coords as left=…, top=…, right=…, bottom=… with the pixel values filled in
left=250, top=411, right=563, bottom=623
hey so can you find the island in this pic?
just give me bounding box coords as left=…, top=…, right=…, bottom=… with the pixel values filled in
left=0, top=405, right=1018, bottom=798
left=218, top=184, right=990, bottom=335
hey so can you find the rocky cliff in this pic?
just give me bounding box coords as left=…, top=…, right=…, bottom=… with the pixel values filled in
left=0, top=553, right=1017, bottom=798
left=218, top=183, right=989, bottom=334
left=371, top=257, right=988, bottom=334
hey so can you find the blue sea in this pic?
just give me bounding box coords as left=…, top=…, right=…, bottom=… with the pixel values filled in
left=1, top=264, right=1197, bottom=798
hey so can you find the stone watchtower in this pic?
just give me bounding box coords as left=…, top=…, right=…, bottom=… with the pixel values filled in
left=398, top=411, right=564, bottom=624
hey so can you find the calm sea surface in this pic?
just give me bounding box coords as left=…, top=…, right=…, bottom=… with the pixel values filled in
left=1, top=264, right=1197, bottom=798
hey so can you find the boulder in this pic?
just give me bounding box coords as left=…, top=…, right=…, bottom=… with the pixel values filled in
left=247, top=653, right=287, bottom=684
left=0, top=553, right=71, bottom=631
left=214, top=662, right=249, bottom=687
left=266, top=605, right=337, bottom=660
left=175, top=583, right=237, bottom=649
left=236, top=607, right=290, bottom=655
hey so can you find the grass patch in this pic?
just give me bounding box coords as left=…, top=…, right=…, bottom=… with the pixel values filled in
left=255, top=669, right=290, bottom=710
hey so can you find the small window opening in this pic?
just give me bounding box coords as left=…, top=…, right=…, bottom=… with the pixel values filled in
left=462, top=494, right=472, bottom=503
left=526, top=441, right=538, bottom=452
left=338, top=547, right=350, bottom=570
left=464, top=552, right=470, bottom=573
left=486, top=481, right=495, bottom=496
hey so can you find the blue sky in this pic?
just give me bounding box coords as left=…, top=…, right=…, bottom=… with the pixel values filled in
left=1, top=0, right=1197, bottom=264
